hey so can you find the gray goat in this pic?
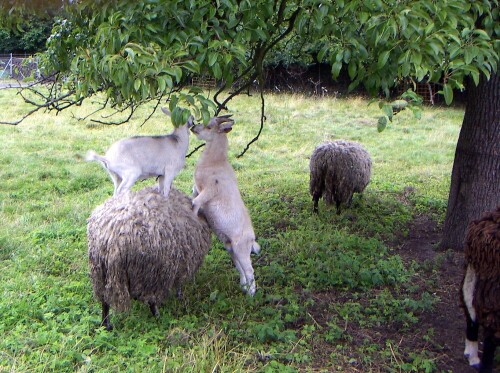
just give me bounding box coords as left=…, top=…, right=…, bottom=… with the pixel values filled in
left=86, top=108, right=193, bottom=197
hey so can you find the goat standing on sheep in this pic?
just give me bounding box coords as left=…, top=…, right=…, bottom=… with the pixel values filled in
left=461, top=205, right=500, bottom=373
left=309, top=140, right=372, bottom=214
left=190, top=116, right=260, bottom=296
left=87, top=186, right=211, bottom=331
left=86, top=108, right=193, bottom=197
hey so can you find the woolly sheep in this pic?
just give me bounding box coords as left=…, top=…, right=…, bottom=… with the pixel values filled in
left=86, top=108, right=193, bottom=197
left=461, top=205, right=500, bottom=373
left=309, top=140, right=372, bottom=214
left=191, top=116, right=260, bottom=296
left=87, top=186, right=211, bottom=330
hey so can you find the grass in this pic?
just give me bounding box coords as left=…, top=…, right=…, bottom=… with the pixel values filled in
left=0, top=88, right=464, bottom=372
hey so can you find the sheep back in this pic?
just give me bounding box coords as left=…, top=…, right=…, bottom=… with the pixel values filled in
left=464, top=206, right=500, bottom=279
left=87, top=186, right=211, bottom=313
left=309, top=140, right=372, bottom=208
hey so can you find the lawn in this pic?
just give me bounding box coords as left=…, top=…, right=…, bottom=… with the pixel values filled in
left=0, top=88, right=466, bottom=372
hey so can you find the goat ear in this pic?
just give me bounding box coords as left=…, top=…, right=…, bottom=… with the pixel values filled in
left=219, top=121, right=233, bottom=133
left=161, top=107, right=171, bottom=116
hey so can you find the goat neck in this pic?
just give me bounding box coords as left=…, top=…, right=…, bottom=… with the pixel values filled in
left=201, top=133, right=229, bottom=163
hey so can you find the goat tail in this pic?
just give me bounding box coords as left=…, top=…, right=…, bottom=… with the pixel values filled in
left=85, top=150, right=109, bottom=168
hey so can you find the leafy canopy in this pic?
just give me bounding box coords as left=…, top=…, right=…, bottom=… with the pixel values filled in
left=1, top=0, right=498, bottom=126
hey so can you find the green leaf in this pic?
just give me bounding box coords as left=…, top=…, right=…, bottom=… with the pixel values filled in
left=377, top=51, right=390, bottom=70
left=208, top=53, right=217, bottom=67
left=442, top=83, right=453, bottom=105
left=348, top=61, right=357, bottom=80
left=134, top=78, right=141, bottom=91
left=331, top=61, right=342, bottom=79
left=382, top=104, right=393, bottom=121
left=377, top=116, right=387, bottom=132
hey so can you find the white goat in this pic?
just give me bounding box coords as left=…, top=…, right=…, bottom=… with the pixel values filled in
left=86, top=108, right=193, bottom=197
left=191, top=116, right=260, bottom=296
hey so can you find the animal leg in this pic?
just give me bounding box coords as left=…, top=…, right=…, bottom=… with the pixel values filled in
left=312, top=194, right=320, bottom=214
left=101, top=301, right=113, bottom=331
left=158, top=173, right=175, bottom=197
left=231, top=243, right=256, bottom=296
left=108, top=171, right=122, bottom=195
left=479, top=332, right=496, bottom=373
left=462, top=265, right=480, bottom=367
left=192, top=191, right=210, bottom=216
left=149, top=302, right=160, bottom=318
left=114, top=172, right=139, bottom=195
left=192, top=185, right=199, bottom=198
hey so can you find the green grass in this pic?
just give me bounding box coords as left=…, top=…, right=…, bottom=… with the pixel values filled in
left=0, top=89, right=463, bottom=372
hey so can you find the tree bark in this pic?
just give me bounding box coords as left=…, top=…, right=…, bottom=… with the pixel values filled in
left=439, top=71, right=500, bottom=250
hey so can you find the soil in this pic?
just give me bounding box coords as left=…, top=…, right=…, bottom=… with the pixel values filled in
left=303, top=215, right=498, bottom=372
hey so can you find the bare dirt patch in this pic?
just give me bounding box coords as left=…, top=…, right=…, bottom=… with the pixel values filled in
left=303, top=215, right=496, bottom=372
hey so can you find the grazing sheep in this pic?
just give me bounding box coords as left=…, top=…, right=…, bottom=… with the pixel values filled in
left=191, top=115, right=260, bottom=296
left=87, top=186, right=211, bottom=330
left=309, top=140, right=372, bottom=214
left=461, top=205, right=500, bottom=373
left=86, top=108, right=193, bottom=197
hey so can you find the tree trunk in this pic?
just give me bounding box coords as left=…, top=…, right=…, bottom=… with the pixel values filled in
left=439, top=71, right=500, bottom=250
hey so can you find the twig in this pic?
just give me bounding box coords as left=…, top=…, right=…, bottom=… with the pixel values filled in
left=186, top=143, right=205, bottom=158
left=237, top=87, right=265, bottom=158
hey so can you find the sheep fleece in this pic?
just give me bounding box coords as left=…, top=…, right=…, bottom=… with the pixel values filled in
left=87, top=186, right=211, bottom=312
left=309, top=140, right=372, bottom=206
left=464, top=206, right=500, bottom=332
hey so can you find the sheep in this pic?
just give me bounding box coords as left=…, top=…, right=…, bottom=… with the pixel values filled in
left=309, top=140, right=372, bottom=214
left=190, top=115, right=261, bottom=296
left=87, top=186, right=211, bottom=330
left=86, top=107, right=193, bottom=197
left=461, top=205, right=500, bottom=373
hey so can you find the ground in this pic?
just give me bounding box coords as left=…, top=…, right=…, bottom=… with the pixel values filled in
left=304, top=215, right=498, bottom=372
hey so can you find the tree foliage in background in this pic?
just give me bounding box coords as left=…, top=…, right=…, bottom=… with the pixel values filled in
left=2, top=0, right=497, bottom=125
left=0, top=16, right=53, bottom=54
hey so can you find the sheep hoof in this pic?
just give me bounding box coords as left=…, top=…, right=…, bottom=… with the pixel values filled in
left=100, top=320, right=113, bottom=331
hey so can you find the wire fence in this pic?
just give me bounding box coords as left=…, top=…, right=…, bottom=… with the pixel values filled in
left=0, top=54, right=39, bottom=80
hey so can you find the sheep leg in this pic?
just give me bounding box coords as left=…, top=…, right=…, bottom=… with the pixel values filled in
left=148, top=302, right=160, bottom=318
left=479, top=332, right=496, bottom=373
left=335, top=200, right=342, bottom=214
left=312, top=194, right=320, bottom=214
left=101, top=302, right=113, bottom=331
left=462, top=265, right=480, bottom=367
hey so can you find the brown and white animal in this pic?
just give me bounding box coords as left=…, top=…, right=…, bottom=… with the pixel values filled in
left=87, top=186, right=211, bottom=330
left=461, top=205, right=500, bottom=373
left=309, top=140, right=372, bottom=214
left=190, top=115, right=260, bottom=296
left=86, top=108, right=193, bottom=197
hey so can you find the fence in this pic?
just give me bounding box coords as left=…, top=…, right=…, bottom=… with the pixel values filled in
left=0, top=54, right=39, bottom=80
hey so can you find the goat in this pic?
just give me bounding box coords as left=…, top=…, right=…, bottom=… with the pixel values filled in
left=191, top=116, right=261, bottom=296
left=86, top=108, right=193, bottom=197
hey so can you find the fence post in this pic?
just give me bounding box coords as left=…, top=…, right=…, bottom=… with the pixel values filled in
left=9, top=53, right=13, bottom=77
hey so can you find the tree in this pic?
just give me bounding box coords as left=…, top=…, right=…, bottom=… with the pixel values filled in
left=439, top=71, right=500, bottom=250
left=1, top=0, right=499, bottom=249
